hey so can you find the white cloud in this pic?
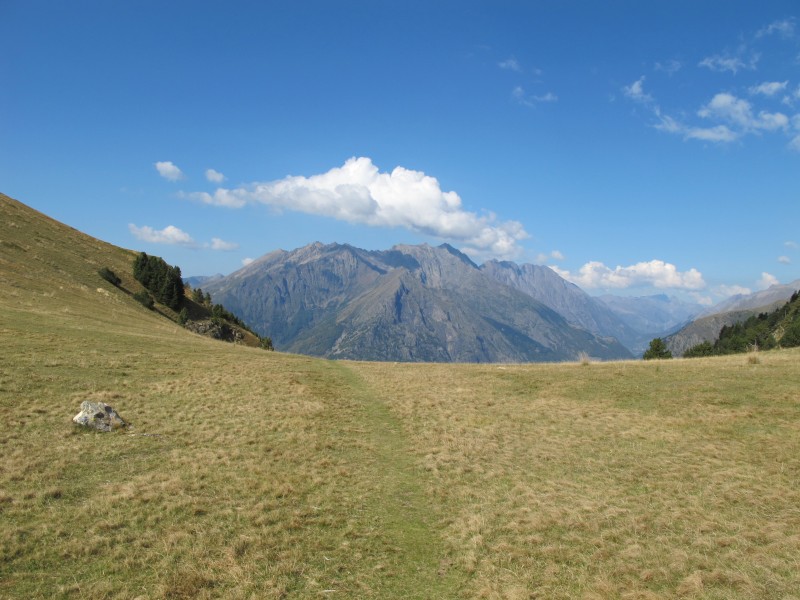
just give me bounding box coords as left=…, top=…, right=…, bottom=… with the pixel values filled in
left=242, top=257, right=254, bottom=266
left=550, top=259, right=705, bottom=290
left=655, top=59, right=682, bottom=75
left=129, top=223, right=195, bottom=246
left=534, top=92, right=558, bottom=103
left=778, top=255, right=791, bottom=264
left=498, top=57, right=521, bottom=72
left=185, top=157, right=529, bottom=259
left=757, top=272, right=779, bottom=289
left=623, top=76, right=653, bottom=103
left=785, top=241, right=799, bottom=249
left=178, top=190, right=247, bottom=208
left=684, top=124, right=739, bottom=143
left=512, top=86, right=558, bottom=107
left=717, top=284, right=752, bottom=297
left=535, top=250, right=564, bottom=263
left=154, top=161, right=185, bottom=181
left=205, top=168, right=226, bottom=183
left=697, top=93, right=789, bottom=133
left=698, top=53, right=759, bottom=74
left=756, top=18, right=796, bottom=39
left=749, top=81, right=788, bottom=96
left=698, top=93, right=752, bottom=126
left=790, top=134, right=800, bottom=151
left=209, top=237, right=239, bottom=251
left=690, top=292, right=714, bottom=306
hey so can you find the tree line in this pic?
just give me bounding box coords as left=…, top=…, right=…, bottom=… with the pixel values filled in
left=684, top=290, right=800, bottom=358
left=132, top=252, right=185, bottom=311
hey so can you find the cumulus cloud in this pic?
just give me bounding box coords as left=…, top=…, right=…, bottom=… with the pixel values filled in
left=183, top=157, right=529, bottom=259
left=697, top=93, right=789, bottom=132
left=778, top=255, right=791, bottom=264
left=646, top=90, right=792, bottom=145
left=154, top=161, right=185, bottom=181
left=550, top=260, right=705, bottom=290
left=624, top=79, right=740, bottom=143
left=205, top=168, right=226, bottom=183
left=129, top=223, right=195, bottom=246
left=242, top=257, right=254, bottom=266
left=785, top=241, right=799, bottom=249
left=209, top=237, right=239, bottom=251
left=749, top=81, right=788, bottom=96
left=757, top=272, right=779, bottom=289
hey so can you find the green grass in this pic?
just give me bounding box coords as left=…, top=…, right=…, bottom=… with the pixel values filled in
left=2, top=193, right=800, bottom=598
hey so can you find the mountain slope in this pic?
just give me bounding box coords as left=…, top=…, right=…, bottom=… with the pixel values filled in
left=204, top=242, right=632, bottom=362
left=698, top=280, right=800, bottom=317
left=481, top=260, right=641, bottom=352
left=664, top=283, right=800, bottom=356
left=665, top=301, right=787, bottom=357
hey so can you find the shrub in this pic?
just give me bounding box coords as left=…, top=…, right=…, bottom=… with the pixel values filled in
left=98, top=267, right=121, bottom=286
left=133, top=291, right=154, bottom=309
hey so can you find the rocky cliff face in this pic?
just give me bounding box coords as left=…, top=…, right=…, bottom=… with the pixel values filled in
left=203, top=242, right=633, bottom=363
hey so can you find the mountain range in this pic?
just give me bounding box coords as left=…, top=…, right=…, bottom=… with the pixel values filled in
left=201, top=242, right=636, bottom=363
left=198, top=240, right=708, bottom=362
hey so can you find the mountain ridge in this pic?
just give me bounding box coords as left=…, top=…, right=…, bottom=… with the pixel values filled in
left=203, top=241, right=633, bottom=363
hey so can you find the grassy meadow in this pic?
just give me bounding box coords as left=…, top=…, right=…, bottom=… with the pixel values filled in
left=1, top=193, right=799, bottom=598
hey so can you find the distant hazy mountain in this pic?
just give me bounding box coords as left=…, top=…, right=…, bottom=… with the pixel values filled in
left=184, top=273, right=224, bottom=289
left=480, top=260, right=642, bottom=352
left=203, top=242, right=632, bottom=363
left=594, top=293, right=704, bottom=354
left=664, top=281, right=800, bottom=356
left=698, top=280, right=800, bottom=317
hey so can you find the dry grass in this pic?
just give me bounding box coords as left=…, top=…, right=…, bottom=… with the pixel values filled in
left=2, top=193, right=800, bottom=598
left=350, top=355, right=800, bottom=598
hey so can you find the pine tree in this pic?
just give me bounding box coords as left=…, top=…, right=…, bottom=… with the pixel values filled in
left=643, top=338, right=672, bottom=360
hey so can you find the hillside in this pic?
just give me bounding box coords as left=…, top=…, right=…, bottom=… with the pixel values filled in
left=698, top=280, right=800, bottom=317
left=665, top=300, right=786, bottom=357
left=2, top=192, right=800, bottom=598
left=203, top=242, right=632, bottom=362
left=665, top=283, right=800, bottom=357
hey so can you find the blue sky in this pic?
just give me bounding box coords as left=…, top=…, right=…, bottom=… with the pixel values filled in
left=2, top=1, right=799, bottom=303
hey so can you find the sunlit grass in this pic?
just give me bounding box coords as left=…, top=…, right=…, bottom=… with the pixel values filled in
left=2, top=193, right=800, bottom=598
